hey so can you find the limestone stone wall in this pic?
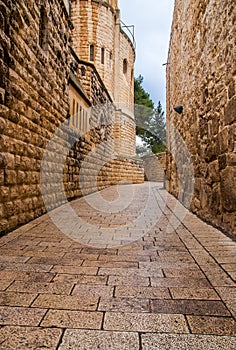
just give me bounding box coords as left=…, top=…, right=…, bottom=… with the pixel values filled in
left=71, top=0, right=137, bottom=158
left=70, top=0, right=135, bottom=108
left=71, top=0, right=117, bottom=100
left=142, top=154, right=165, bottom=182
left=113, top=109, right=136, bottom=157
left=0, top=0, right=72, bottom=232
left=166, top=0, right=236, bottom=236
left=0, top=0, right=144, bottom=234
left=117, top=30, right=135, bottom=109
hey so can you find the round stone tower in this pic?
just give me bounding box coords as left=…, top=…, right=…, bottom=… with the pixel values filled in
left=71, top=0, right=136, bottom=156
left=71, top=0, right=134, bottom=104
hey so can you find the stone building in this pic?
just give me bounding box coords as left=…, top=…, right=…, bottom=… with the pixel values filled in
left=166, top=0, right=235, bottom=236
left=70, top=0, right=137, bottom=157
left=0, top=0, right=144, bottom=233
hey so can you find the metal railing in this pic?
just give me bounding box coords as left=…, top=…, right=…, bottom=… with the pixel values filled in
left=120, top=20, right=136, bottom=50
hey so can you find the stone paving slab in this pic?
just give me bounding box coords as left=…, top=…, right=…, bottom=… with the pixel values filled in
left=0, top=306, right=47, bottom=326
left=186, top=316, right=236, bottom=336
left=114, top=285, right=171, bottom=299
left=40, top=310, right=103, bottom=329
left=0, top=292, right=37, bottom=307
left=32, top=293, right=99, bottom=311
left=58, top=330, right=139, bottom=350
left=0, top=182, right=235, bottom=349
left=150, top=299, right=231, bottom=316
left=103, top=311, right=189, bottom=333
left=141, top=334, right=236, bottom=350
left=0, top=326, right=62, bottom=350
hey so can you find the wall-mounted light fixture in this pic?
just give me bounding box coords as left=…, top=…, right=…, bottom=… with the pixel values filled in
left=174, top=105, right=183, bottom=114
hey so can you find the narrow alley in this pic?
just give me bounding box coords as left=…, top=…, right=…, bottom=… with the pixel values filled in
left=0, top=183, right=235, bottom=349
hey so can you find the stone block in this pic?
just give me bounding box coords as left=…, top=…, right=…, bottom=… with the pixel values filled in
left=98, top=297, right=150, bottom=313
left=217, top=127, right=229, bottom=155
left=187, top=315, right=236, bottom=336
left=200, top=182, right=212, bottom=210
left=104, top=312, right=189, bottom=333
left=0, top=292, right=37, bottom=307
left=0, top=327, right=62, bottom=350
left=0, top=153, right=8, bottom=169
left=58, top=330, right=139, bottom=350
left=141, top=334, right=236, bottom=350
left=32, top=294, right=98, bottom=311
left=41, top=309, right=103, bottom=329
left=207, top=160, right=220, bottom=183
left=228, top=79, right=235, bottom=99
left=150, top=299, right=230, bottom=316
left=0, top=306, right=46, bottom=326
left=225, top=96, right=236, bottom=125
left=218, top=154, right=227, bottom=170
left=226, top=152, right=236, bottom=166
left=220, top=166, right=236, bottom=212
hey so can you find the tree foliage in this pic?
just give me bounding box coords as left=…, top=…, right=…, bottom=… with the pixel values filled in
left=134, top=75, right=154, bottom=111
left=134, top=75, right=166, bottom=154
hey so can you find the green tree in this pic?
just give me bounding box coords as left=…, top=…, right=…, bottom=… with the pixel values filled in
left=134, top=75, right=166, bottom=154
left=142, top=101, right=166, bottom=154
left=134, top=75, right=154, bottom=138
left=134, top=75, right=154, bottom=111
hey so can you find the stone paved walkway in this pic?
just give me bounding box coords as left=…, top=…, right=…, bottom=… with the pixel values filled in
left=0, top=183, right=235, bottom=349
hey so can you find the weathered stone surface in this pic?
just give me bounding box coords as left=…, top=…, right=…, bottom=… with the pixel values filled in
left=58, top=329, right=139, bottom=350
left=225, top=96, right=236, bottom=125
left=0, top=0, right=144, bottom=234
left=142, top=154, right=165, bottom=182
left=220, top=167, right=236, bottom=212
left=0, top=184, right=235, bottom=346
left=0, top=326, right=63, bottom=350
left=166, top=0, right=236, bottom=236
left=141, top=334, right=236, bottom=350
left=104, top=312, right=189, bottom=333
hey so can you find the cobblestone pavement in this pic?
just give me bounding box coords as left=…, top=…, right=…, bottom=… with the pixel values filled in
left=0, top=183, right=235, bottom=349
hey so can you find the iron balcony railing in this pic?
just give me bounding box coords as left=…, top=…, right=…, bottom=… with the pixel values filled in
left=120, top=20, right=136, bottom=50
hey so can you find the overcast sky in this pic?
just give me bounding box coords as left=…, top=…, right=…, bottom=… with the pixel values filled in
left=119, top=0, right=175, bottom=111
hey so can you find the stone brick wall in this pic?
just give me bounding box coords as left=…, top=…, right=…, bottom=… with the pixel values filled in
left=113, top=109, right=136, bottom=157
left=166, top=0, right=235, bottom=236
left=118, top=30, right=135, bottom=109
left=142, top=154, right=165, bottom=182
left=0, top=0, right=144, bottom=234
left=71, top=0, right=118, bottom=101
left=71, top=0, right=137, bottom=157
left=0, top=0, right=72, bottom=232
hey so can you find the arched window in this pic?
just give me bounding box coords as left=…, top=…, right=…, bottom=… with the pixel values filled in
left=123, top=59, right=128, bottom=74
left=90, top=45, right=94, bottom=61
left=39, top=6, right=48, bottom=50
left=101, top=47, right=105, bottom=64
